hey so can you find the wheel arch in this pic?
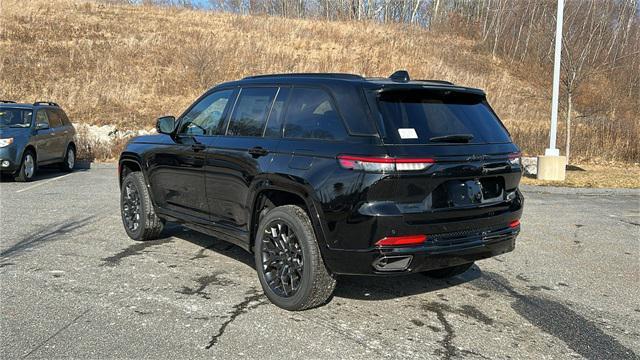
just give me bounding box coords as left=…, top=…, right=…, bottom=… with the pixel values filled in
left=118, top=153, right=145, bottom=187
left=248, top=178, right=329, bottom=257
left=22, top=144, right=37, bottom=163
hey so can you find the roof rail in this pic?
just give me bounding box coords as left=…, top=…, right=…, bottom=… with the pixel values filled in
left=33, top=101, right=59, bottom=107
left=243, top=73, right=364, bottom=80
left=416, top=79, right=455, bottom=85
left=0, top=100, right=17, bottom=104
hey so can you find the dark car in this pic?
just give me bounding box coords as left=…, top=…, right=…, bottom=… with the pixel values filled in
left=0, top=101, right=76, bottom=181
left=118, top=71, right=523, bottom=310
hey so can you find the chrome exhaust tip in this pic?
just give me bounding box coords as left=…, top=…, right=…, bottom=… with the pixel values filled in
left=372, top=255, right=413, bottom=272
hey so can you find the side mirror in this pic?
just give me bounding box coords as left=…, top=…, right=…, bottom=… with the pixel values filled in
left=156, top=116, right=176, bottom=135
left=35, top=122, right=49, bottom=130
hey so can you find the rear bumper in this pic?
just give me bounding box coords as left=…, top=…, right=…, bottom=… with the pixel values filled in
left=319, top=189, right=523, bottom=275
left=323, top=225, right=518, bottom=275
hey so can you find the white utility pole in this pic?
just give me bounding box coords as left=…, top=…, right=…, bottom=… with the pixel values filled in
left=545, top=0, right=564, bottom=156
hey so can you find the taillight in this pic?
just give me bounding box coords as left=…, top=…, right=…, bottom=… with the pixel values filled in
left=337, top=155, right=435, bottom=172
left=508, top=152, right=521, bottom=167
left=375, top=235, right=427, bottom=247
left=509, top=219, right=521, bottom=228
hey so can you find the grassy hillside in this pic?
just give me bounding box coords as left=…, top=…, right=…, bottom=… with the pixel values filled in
left=0, top=0, right=635, bottom=162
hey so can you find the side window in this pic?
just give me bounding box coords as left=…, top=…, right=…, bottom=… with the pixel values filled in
left=283, top=88, right=347, bottom=140
left=264, top=87, right=290, bottom=138
left=35, top=110, right=49, bottom=128
left=226, top=87, right=278, bottom=137
left=179, top=90, right=234, bottom=136
left=56, top=109, right=71, bottom=126
left=47, top=109, right=62, bottom=128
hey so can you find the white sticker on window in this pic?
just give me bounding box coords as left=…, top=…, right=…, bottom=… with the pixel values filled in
left=398, top=128, right=418, bottom=139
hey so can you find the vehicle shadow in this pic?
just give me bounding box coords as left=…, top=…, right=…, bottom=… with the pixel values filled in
left=165, top=224, right=256, bottom=269
left=0, top=165, right=90, bottom=182
left=167, top=224, right=480, bottom=301
left=333, top=267, right=481, bottom=301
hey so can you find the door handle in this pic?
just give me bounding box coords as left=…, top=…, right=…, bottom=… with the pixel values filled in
left=50, top=132, right=56, bottom=136
left=191, top=143, right=206, bottom=152
left=248, top=147, right=269, bottom=157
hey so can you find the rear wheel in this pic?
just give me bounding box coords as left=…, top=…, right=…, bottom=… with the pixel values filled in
left=255, top=205, right=336, bottom=311
left=423, top=262, right=474, bottom=279
left=60, top=145, right=75, bottom=172
left=15, top=150, right=36, bottom=182
left=120, top=171, right=164, bottom=240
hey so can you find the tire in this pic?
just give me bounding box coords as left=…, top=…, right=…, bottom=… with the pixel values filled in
left=254, top=205, right=336, bottom=311
left=120, top=171, right=164, bottom=241
left=423, top=262, right=474, bottom=279
left=60, top=145, right=75, bottom=172
left=14, top=150, right=36, bottom=182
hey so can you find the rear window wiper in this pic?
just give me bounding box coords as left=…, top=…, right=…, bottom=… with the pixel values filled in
left=429, top=134, right=474, bottom=143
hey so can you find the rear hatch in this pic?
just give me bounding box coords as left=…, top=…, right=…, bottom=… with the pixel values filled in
left=367, top=86, right=522, bottom=231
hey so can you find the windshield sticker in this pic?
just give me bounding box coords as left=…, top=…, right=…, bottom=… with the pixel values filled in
left=398, top=128, right=418, bottom=139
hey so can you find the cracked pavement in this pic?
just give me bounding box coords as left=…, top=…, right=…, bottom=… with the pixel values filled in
left=1, top=165, right=639, bottom=359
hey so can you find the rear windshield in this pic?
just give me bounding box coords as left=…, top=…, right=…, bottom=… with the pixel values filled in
left=375, top=89, right=511, bottom=144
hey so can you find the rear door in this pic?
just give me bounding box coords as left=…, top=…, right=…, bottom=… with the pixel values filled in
left=370, top=88, right=522, bottom=225
left=32, top=109, right=57, bottom=163
left=200, top=86, right=282, bottom=242
left=45, top=108, right=67, bottom=159
left=54, top=109, right=75, bottom=151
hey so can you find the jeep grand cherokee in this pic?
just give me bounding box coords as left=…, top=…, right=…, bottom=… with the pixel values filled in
left=118, top=71, right=523, bottom=310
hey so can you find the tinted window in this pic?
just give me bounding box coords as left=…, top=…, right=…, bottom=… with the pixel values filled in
left=56, top=109, right=71, bottom=126
left=179, top=90, right=233, bottom=136
left=0, top=108, right=32, bottom=128
left=227, top=87, right=278, bottom=137
left=377, top=90, right=511, bottom=144
left=47, top=109, right=63, bottom=128
left=264, top=87, right=290, bottom=138
left=283, top=88, right=347, bottom=140
left=35, top=110, right=49, bottom=127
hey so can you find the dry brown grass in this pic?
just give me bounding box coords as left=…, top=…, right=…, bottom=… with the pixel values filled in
left=74, top=125, right=128, bottom=161
left=0, top=0, right=637, bottom=164
left=521, top=164, right=640, bottom=189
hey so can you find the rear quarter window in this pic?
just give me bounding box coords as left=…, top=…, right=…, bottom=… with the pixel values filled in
left=376, top=89, right=511, bottom=144
left=283, top=87, right=348, bottom=141
left=56, top=109, right=71, bottom=126
left=46, top=109, right=63, bottom=128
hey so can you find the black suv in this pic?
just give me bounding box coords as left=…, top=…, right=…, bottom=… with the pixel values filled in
left=118, top=71, right=523, bottom=310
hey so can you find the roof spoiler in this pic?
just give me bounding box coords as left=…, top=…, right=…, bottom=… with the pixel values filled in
left=389, top=70, right=410, bottom=82
left=0, top=100, right=17, bottom=104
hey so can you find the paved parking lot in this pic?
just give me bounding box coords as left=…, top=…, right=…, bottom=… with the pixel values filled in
left=1, top=165, right=639, bottom=359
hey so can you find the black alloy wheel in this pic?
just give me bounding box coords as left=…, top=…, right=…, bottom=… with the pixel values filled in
left=120, top=171, right=164, bottom=241
left=122, top=181, right=141, bottom=233
left=254, top=205, right=336, bottom=311
left=261, top=220, right=305, bottom=298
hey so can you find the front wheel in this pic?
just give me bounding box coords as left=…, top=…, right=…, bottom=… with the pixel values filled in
left=423, top=262, right=474, bottom=279
left=14, top=150, right=36, bottom=182
left=255, top=205, right=336, bottom=311
left=120, top=171, right=164, bottom=241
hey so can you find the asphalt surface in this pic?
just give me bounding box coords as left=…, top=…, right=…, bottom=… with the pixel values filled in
left=1, top=165, right=639, bottom=359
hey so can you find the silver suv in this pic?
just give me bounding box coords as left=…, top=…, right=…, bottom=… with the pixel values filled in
left=0, top=101, right=76, bottom=181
